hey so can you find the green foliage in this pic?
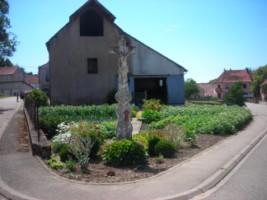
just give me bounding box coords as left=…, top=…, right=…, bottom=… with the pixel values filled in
left=262, top=84, right=267, bottom=100
left=102, top=139, right=147, bottom=166
left=147, top=136, right=161, bottom=156
left=47, top=157, right=65, bottom=170
left=98, top=121, right=116, bottom=139
left=154, top=140, right=176, bottom=158
left=143, top=99, right=163, bottom=111
left=39, top=115, right=65, bottom=139
left=67, top=121, right=100, bottom=173
left=224, top=82, right=245, bottom=106
left=0, top=0, right=18, bottom=62
left=59, top=145, right=70, bottom=162
left=65, top=160, right=76, bottom=172
left=106, top=89, right=117, bottom=105
left=250, top=65, right=267, bottom=97
left=24, top=89, right=48, bottom=108
left=39, top=104, right=116, bottom=138
left=152, top=105, right=252, bottom=142
left=142, top=109, right=161, bottom=124
left=184, top=78, right=199, bottom=99
left=51, top=141, right=65, bottom=153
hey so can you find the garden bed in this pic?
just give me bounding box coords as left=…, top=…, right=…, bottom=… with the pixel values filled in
left=47, top=134, right=226, bottom=183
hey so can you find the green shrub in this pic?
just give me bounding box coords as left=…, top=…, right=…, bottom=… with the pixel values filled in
left=142, top=109, right=161, bottom=124
left=147, top=136, right=161, bottom=156
left=51, top=141, right=65, bottom=153
left=47, top=157, right=65, bottom=170
left=154, top=140, right=176, bottom=158
left=39, top=115, right=64, bottom=139
left=102, top=139, right=147, bottom=166
left=98, top=121, right=116, bottom=139
left=66, top=160, right=76, bottom=172
left=59, top=145, right=70, bottom=162
left=24, top=89, right=48, bottom=108
left=143, top=99, right=163, bottom=111
left=224, top=82, right=245, bottom=106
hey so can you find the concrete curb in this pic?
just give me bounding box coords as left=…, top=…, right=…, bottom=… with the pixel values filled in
left=156, top=115, right=267, bottom=200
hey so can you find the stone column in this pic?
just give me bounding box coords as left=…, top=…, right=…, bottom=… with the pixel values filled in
left=110, top=35, right=135, bottom=139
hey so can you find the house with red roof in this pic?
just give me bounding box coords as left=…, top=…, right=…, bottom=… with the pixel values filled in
left=214, top=69, right=253, bottom=99
left=0, top=67, right=34, bottom=96
left=25, top=74, right=39, bottom=89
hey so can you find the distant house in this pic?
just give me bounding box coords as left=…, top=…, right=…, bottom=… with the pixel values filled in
left=46, top=0, right=187, bottom=105
left=0, top=67, right=34, bottom=96
left=214, top=69, right=253, bottom=99
left=25, top=74, right=39, bottom=89
left=198, top=83, right=217, bottom=99
left=38, top=63, right=50, bottom=96
left=260, top=79, right=267, bottom=101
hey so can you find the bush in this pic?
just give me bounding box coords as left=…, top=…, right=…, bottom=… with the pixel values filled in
left=47, top=156, right=65, bottom=170
left=98, top=121, right=116, bottom=139
left=154, top=140, right=176, bottom=158
left=39, top=115, right=65, bottom=139
left=24, top=89, right=48, bottom=108
left=224, top=82, right=245, bottom=106
left=142, top=109, right=161, bottom=124
left=59, top=145, right=70, bottom=162
left=147, top=136, right=161, bottom=156
left=143, top=99, right=162, bottom=111
left=66, top=160, right=76, bottom=172
left=102, top=139, right=147, bottom=166
left=51, top=141, right=65, bottom=153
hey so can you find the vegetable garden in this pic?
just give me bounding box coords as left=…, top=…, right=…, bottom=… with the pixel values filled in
left=26, top=90, right=252, bottom=179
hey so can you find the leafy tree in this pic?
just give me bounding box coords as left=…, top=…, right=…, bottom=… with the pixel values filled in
left=184, top=78, right=199, bottom=99
left=0, top=0, right=18, bottom=66
left=224, top=81, right=245, bottom=106
left=250, top=64, right=267, bottom=97
left=262, top=84, right=267, bottom=101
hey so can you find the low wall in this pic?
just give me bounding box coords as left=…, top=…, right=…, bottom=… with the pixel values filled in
left=23, top=108, right=51, bottom=159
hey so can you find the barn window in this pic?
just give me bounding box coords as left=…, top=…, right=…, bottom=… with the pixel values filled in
left=87, top=58, right=98, bottom=74
left=80, top=10, right=103, bottom=36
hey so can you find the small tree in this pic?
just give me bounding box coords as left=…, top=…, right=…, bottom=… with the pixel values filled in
left=68, top=122, right=99, bottom=173
left=24, top=89, right=48, bottom=108
left=224, top=82, right=245, bottom=106
left=262, top=84, right=267, bottom=101
left=184, top=78, right=199, bottom=99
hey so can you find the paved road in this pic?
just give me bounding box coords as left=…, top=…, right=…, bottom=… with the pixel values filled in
left=0, top=96, right=23, bottom=139
left=193, top=103, right=267, bottom=200
left=0, top=97, right=23, bottom=200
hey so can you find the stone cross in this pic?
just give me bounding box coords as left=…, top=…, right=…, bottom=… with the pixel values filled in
left=110, top=35, right=136, bottom=139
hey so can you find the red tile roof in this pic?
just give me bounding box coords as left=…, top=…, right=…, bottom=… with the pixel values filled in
left=216, top=69, right=253, bottom=83
left=25, top=75, right=39, bottom=84
left=0, top=67, right=19, bottom=75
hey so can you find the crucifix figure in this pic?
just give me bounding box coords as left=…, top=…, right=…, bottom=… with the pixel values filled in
left=110, top=35, right=136, bottom=139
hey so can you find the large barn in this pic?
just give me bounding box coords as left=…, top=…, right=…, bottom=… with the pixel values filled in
left=46, top=0, right=187, bottom=105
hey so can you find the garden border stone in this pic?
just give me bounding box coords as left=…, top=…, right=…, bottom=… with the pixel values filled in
left=23, top=108, right=51, bottom=159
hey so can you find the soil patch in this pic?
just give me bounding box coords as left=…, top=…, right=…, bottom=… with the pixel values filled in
left=48, top=134, right=226, bottom=183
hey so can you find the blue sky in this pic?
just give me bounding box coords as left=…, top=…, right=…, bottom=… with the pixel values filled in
left=7, top=0, right=267, bottom=83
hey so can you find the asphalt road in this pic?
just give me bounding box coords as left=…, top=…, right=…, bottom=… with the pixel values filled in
left=193, top=102, right=267, bottom=200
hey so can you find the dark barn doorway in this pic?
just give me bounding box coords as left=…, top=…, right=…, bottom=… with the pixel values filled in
left=134, top=77, right=167, bottom=106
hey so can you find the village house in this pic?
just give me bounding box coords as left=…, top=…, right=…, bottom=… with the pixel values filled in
left=46, top=0, right=187, bottom=105
left=198, top=69, right=253, bottom=99
left=25, top=74, right=39, bottom=89
left=215, top=69, right=253, bottom=99
left=0, top=67, right=34, bottom=96
left=38, top=63, right=50, bottom=96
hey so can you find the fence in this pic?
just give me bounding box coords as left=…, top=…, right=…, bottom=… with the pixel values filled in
left=24, top=100, right=40, bottom=142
